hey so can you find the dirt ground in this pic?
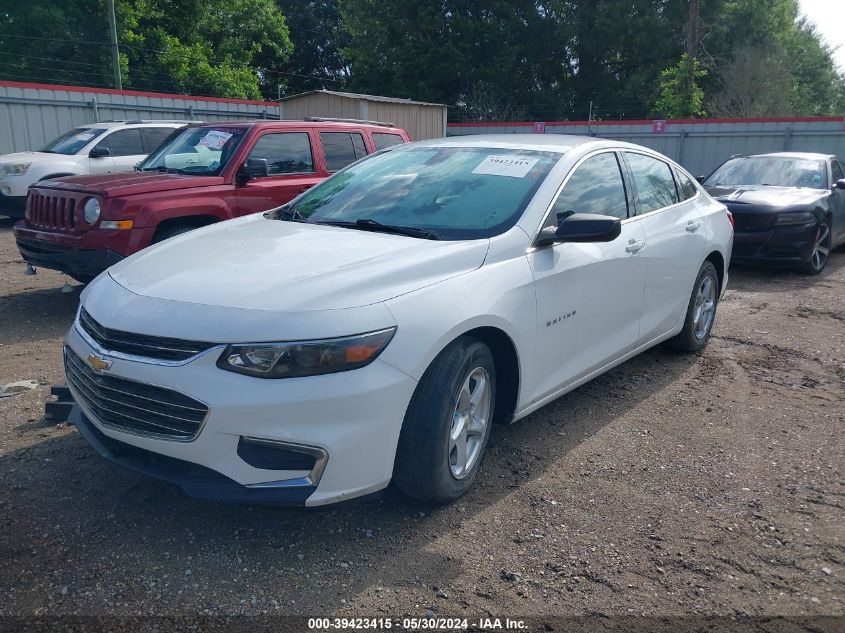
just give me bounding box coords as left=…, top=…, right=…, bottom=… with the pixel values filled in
left=0, top=216, right=842, bottom=628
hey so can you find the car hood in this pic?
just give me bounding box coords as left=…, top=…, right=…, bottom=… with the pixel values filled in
left=107, top=214, right=490, bottom=311
left=34, top=172, right=223, bottom=197
left=0, top=151, right=55, bottom=163
left=704, top=184, right=827, bottom=211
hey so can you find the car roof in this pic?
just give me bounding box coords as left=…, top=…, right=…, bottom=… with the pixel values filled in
left=79, top=120, right=189, bottom=130
left=186, top=120, right=405, bottom=132
left=742, top=151, right=835, bottom=160
left=412, top=134, right=649, bottom=154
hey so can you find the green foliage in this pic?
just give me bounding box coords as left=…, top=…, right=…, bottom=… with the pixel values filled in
left=274, top=0, right=350, bottom=96
left=0, top=0, right=842, bottom=115
left=654, top=54, right=707, bottom=119
left=0, top=0, right=292, bottom=99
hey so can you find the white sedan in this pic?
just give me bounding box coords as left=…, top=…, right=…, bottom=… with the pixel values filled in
left=64, top=135, right=733, bottom=506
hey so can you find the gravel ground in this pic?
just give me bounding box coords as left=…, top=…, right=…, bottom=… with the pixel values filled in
left=0, top=217, right=843, bottom=628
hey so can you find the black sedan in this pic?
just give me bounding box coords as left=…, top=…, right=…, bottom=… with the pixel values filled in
left=703, top=152, right=845, bottom=274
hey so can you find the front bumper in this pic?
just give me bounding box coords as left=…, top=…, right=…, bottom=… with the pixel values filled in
left=15, top=233, right=123, bottom=279
left=0, top=192, right=27, bottom=217
left=730, top=221, right=817, bottom=266
left=70, top=406, right=319, bottom=504
left=64, top=318, right=418, bottom=506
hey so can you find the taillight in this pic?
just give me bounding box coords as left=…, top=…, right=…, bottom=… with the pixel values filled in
left=725, top=208, right=734, bottom=228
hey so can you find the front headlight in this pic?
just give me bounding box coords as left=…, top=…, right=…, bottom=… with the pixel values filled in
left=83, top=198, right=101, bottom=224
left=773, top=211, right=816, bottom=226
left=0, top=162, right=32, bottom=176
left=217, top=328, right=397, bottom=379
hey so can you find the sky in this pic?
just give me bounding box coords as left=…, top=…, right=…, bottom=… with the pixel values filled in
left=798, top=0, right=845, bottom=72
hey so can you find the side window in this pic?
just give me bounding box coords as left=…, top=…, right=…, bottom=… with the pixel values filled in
left=674, top=168, right=698, bottom=201
left=551, top=152, right=629, bottom=223
left=141, top=127, right=177, bottom=153
left=624, top=152, right=679, bottom=214
left=320, top=132, right=368, bottom=171
left=373, top=132, right=406, bottom=150
left=831, top=159, right=844, bottom=182
left=96, top=129, right=145, bottom=157
left=247, top=132, right=314, bottom=175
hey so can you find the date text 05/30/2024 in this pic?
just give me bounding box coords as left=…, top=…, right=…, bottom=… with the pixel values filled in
left=307, top=617, right=527, bottom=630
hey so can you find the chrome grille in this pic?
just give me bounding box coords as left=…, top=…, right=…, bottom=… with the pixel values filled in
left=64, top=347, right=208, bottom=440
left=79, top=308, right=216, bottom=362
left=27, top=191, right=78, bottom=230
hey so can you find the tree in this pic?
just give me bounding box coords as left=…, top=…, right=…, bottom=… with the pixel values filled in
left=119, top=0, right=292, bottom=99
left=273, top=1, right=350, bottom=96
left=654, top=54, right=707, bottom=118
left=0, top=0, right=292, bottom=99
left=708, top=46, right=793, bottom=117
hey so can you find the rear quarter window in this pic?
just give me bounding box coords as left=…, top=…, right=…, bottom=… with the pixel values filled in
left=372, top=132, right=407, bottom=150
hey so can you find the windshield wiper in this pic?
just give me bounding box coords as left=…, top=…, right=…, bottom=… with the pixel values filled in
left=342, top=218, right=440, bottom=240
left=273, top=205, right=310, bottom=223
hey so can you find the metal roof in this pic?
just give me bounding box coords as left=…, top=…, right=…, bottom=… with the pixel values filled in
left=278, top=90, right=446, bottom=108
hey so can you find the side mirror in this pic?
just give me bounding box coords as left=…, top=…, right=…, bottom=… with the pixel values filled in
left=695, top=175, right=707, bottom=184
left=240, top=158, right=269, bottom=181
left=835, top=179, right=845, bottom=190
left=535, top=213, right=622, bottom=247
left=89, top=146, right=111, bottom=158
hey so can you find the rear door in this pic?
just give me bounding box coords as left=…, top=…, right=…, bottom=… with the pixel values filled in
left=621, top=152, right=707, bottom=344
left=91, top=128, right=147, bottom=173
left=235, top=129, right=323, bottom=215
left=141, top=127, right=178, bottom=155
left=318, top=130, right=370, bottom=173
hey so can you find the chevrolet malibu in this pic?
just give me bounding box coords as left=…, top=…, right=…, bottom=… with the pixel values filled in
left=65, top=135, right=733, bottom=506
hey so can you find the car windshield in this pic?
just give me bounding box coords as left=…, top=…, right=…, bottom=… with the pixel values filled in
left=41, top=127, right=107, bottom=155
left=284, top=146, right=561, bottom=240
left=705, top=156, right=826, bottom=189
left=139, top=126, right=247, bottom=175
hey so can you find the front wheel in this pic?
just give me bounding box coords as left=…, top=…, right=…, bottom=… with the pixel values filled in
left=665, top=261, right=719, bottom=352
left=393, top=337, right=496, bottom=503
left=798, top=218, right=831, bottom=275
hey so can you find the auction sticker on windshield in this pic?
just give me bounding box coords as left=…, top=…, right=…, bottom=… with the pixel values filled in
left=198, top=130, right=233, bottom=150
left=472, top=155, right=540, bottom=178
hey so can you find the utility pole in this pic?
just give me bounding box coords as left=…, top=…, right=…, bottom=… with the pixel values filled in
left=107, top=0, right=122, bottom=90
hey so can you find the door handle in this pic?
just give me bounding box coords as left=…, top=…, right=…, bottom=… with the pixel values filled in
left=625, top=239, right=646, bottom=253
left=686, top=220, right=702, bottom=232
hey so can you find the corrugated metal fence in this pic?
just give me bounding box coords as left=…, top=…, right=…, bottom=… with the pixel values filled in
left=448, top=117, right=845, bottom=177
left=0, top=81, right=279, bottom=154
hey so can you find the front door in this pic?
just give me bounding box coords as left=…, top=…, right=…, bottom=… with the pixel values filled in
left=527, top=151, right=647, bottom=403
left=235, top=130, right=324, bottom=215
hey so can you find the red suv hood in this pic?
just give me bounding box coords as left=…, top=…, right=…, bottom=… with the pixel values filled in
left=36, top=172, right=224, bottom=198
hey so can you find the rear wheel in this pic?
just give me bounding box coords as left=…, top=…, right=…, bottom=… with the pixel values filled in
left=798, top=218, right=831, bottom=275
left=665, top=261, right=719, bottom=353
left=393, top=337, right=495, bottom=503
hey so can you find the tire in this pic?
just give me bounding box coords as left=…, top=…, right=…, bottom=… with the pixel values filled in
left=393, top=337, right=496, bottom=504
left=797, top=218, right=832, bottom=275
left=69, top=274, right=95, bottom=285
left=152, top=223, right=197, bottom=244
left=665, top=261, right=719, bottom=353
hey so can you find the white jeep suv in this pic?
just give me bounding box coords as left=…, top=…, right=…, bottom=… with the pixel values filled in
left=0, top=120, right=189, bottom=217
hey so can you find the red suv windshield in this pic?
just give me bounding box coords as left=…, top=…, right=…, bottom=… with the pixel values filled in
left=139, top=126, right=247, bottom=176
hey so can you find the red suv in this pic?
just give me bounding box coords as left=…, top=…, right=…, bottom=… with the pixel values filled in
left=14, top=119, right=410, bottom=282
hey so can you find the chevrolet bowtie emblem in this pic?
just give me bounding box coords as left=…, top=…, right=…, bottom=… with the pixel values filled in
left=86, top=353, right=113, bottom=374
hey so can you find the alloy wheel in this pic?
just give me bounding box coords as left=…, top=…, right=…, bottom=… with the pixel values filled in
left=448, top=367, right=491, bottom=479
left=809, top=221, right=831, bottom=272
left=692, top=275, right=716, bottom=341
